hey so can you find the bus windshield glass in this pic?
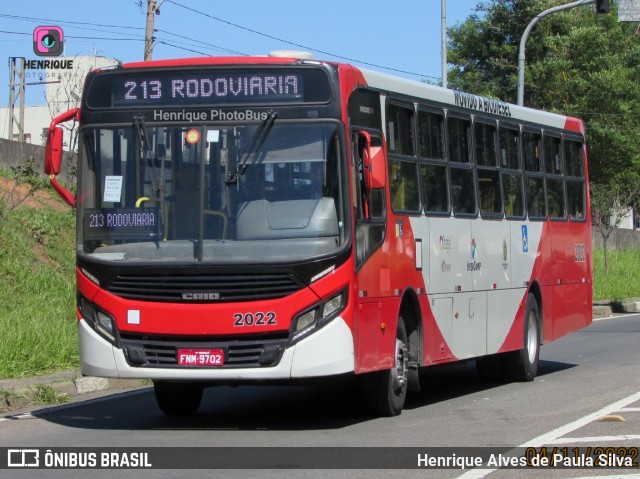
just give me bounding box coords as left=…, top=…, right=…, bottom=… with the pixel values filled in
left=78, top=121, right=348, bottom=263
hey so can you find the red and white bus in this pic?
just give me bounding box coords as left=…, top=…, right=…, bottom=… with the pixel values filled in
left=45, top=52, right=592, bottom=416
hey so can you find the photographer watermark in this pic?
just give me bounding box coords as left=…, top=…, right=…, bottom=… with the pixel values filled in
left=33, top=26, right=64, bottom=57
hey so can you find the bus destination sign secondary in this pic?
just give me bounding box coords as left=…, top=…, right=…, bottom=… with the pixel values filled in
left=84, top=208, right=158, bottom=241
left=111, top=72, right=304, bottom=107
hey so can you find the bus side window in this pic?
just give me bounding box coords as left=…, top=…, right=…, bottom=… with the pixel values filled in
left=478, top=169, right=501, bottom=215
left=544, top=135, right=562, bottom=175
left=526, top=176, right=546, bottom=219
left=499, top=126, right=519, bottom=169
left=524, top=131, right=542, bottom=172
left=448, top=115, right=475, bottom=216
left=389, top=158, right=420, bottom=213
left=564, top=138, right=585, bottom=221
left=419, top=110, right=444, bottom=160
left=451, top=166, right=476, bottom=215
left=502, top=172, right=524, bottom=218
left=544, top=133, right=565, bottom=220
left=448, top=117, right=471, bottom=164
left=387, top=103, right=415, bottom=156
left=420, top=162, right=449, bottom=214
left=523, top=130, right=544, bottom=220
left=546, top=178, right=566, bottom=220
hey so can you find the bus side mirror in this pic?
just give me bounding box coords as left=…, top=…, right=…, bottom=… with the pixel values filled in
left=360, top=131, right=386, bottom=190
left=45, top=108, right=79, bottom=207
left=45, top=127, right=63, bottom=175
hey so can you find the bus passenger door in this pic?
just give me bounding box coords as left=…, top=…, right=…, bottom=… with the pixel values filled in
left=352, top=131, right=388, bottom=372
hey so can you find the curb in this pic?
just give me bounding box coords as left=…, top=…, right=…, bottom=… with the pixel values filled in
left=593, top=299, right=640, bottom=317
left=592, top=303, right=613, bottom=317
left=0, top=371, right=144, bottom=413
left=619, top=301, right=640, bottom=313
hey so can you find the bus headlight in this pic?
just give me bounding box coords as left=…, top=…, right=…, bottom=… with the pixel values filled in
left=290, top=288, right=347, bottom=345
left=78, top=296, right=118, bottom=345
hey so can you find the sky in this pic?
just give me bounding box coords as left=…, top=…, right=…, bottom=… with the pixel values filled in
left=1, top=0, right=482, bottom=107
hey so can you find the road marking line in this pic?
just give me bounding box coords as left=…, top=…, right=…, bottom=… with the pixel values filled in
left=549, top=434, right=640, bottom=444
left=620, top=407, right=640, bottom=412
left=0, top=412, right=35, bottom=423
left=455, top=390, right=640, bottom=479
left=568, top=475, right=640, bottom=479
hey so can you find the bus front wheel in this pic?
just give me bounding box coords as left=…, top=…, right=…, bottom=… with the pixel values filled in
left=360, top=316, right=408, bottom=417
left=153, top=381, right=203, bottom=415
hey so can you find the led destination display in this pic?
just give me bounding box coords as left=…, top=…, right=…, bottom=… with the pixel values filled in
left=110, top=71, right=312, bottom=107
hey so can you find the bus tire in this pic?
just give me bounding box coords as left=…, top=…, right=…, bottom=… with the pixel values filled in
left=153, top=381, right=203, bottom=415
left=506, top=293, right=540, bottom=382
left=360, top=316, right=408, bottom=417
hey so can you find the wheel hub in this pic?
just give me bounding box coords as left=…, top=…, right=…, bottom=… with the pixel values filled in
left=392, top=338, right=408, bottom=393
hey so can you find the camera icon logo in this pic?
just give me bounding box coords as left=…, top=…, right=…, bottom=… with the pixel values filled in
left=33, top=26, right=64, bottom=57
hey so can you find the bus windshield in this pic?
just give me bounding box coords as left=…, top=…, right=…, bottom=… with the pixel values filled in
left=78, top=121, right=348, bottom=263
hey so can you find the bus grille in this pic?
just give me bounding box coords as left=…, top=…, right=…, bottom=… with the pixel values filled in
left=107, top=273, right=303, bottom=302
left=120, top=332, right=289, bottom=368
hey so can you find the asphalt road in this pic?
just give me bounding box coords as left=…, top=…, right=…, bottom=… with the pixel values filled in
left=1, top=314, right=639, bottom=479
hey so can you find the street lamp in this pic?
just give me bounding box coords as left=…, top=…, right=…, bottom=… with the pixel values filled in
left=517, top=0, right=596, bottom=106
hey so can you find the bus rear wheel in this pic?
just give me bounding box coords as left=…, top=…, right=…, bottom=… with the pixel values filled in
left=506, top=293, right=540, bottom=382
left=360, top=316, right=408, bottom=417
left=153, top=381, right=203, bottom=415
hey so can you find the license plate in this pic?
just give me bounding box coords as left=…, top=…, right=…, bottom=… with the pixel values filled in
left=177, top=349, right=224, bottom=366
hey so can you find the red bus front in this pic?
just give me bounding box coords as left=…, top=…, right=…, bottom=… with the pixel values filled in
left=50, top=60, right=364, bottom=414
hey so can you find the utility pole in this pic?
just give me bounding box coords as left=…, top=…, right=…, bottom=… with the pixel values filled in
left=517, top=0, right=596, bottom=106
left=144, top=0, right=159, bottom=61
left=441, top=0, right=447, bottom=88
left=8, top=57, right=26, bottom=142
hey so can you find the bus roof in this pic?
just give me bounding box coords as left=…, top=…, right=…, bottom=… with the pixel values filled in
left=95, top=55, right=584, bottom=134
left=357, top=67, right=583, bottom=134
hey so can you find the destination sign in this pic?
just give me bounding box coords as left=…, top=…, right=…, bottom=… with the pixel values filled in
left=111, top=72, right=304, bottom=107
left=453, top=90, right=512, bottom=118
left=84, top=208, right=158, bottom=241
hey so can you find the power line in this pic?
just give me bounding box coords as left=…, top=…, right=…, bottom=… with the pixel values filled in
left=156, top=29, right=247, bottom=56
left=156, top=41, right=210, bottom=57
left=164, top=0, right=440, bottom=80
left=1, top=5, right=441, bottom=80
left=0, top=30, right=141, bottom=42
left=0, top=13, right=143, bottom=31
left=0, top=30, right=243, bottom=57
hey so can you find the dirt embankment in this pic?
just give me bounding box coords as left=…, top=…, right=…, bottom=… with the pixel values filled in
left=0, top=177, right=70, bottom=213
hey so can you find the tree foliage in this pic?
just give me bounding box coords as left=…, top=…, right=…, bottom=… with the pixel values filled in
left=447, top=0, right=640, bottom=187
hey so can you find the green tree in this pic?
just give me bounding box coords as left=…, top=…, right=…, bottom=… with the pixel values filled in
left=447, top=0, right=640, bottom=186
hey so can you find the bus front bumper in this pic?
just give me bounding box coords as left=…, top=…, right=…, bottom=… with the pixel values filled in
left=78, top=317, right=355, bottom=381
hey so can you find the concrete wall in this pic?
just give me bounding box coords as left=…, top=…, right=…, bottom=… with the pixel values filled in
left=592, top=226, right=640, bottom=250
left=0, top=138, right=75, bottom=184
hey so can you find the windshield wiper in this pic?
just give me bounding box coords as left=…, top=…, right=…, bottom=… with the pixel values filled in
left=133, top=115, right=164, bottom=241
left=226, top=111, right=278, bottom=185
left=133, top=115, right=161, bottom=193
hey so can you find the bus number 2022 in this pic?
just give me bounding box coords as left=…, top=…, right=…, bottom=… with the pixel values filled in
left=233, top=312, right=277, bottom=327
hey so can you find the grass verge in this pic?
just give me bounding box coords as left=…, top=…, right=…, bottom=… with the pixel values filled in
left=0, top=190, right=77, bottom=378
left=592, top=248, right=640, bottom=302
